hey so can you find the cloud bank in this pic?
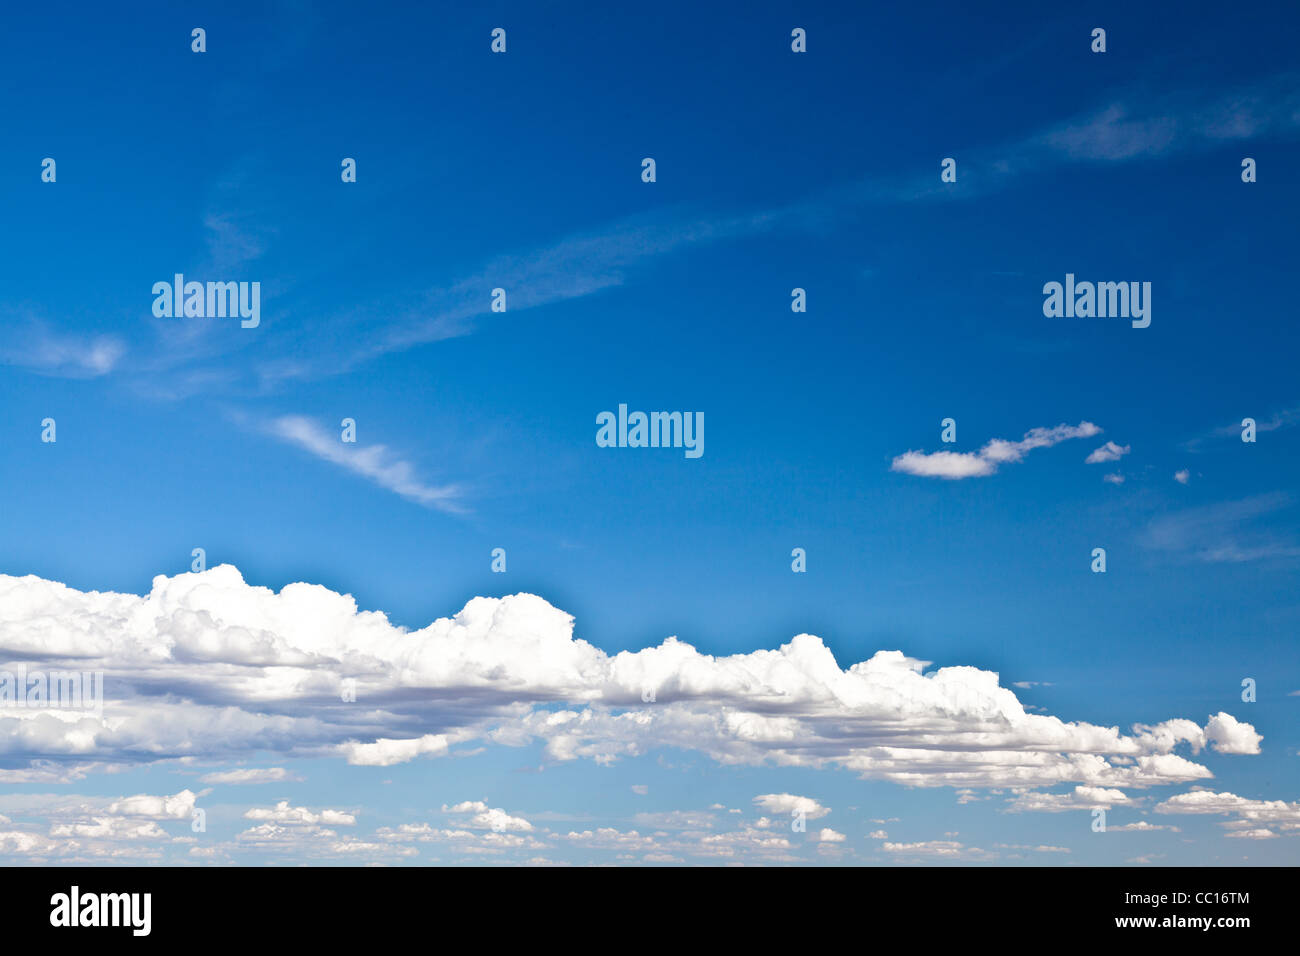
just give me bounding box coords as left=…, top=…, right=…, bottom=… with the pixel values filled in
left=0, top=565, right=1259, bottom=802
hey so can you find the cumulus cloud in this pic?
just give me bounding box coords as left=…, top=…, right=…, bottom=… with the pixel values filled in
left=442, top=801, right=533, bottom=832
left=0, top=565, right=1262, bottom=804
left=1086, top=441, right=1130, bottom=464
left=881, top=840, right=988, bottom=859
left=244, top=801, right=356, bottom=826
left=891, top=422, right=1101, bottom=479
left=1155, top=790, right=1300, bottom=834
left=1006, top=786, right=1133, bottom=813
left=752, top=794, right=830, bottom=820
left=0, top=788, right=197, bottom=864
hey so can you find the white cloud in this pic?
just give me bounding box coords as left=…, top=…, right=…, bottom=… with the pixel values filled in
left=881, top=840, right=988, bottom=859
left=0, top=317, right=125, bottom=379
left=1141, top=493, right=1300, bottom=563
left=995, top=843, right=1070, bottom=853
left=0, top=564, right=1262, bottom=803
left=1103, top=473, right=1126, bottom=485
left=1155, top=790, right=1300, bottom=832
left=265, top=415, right=463, bottom=512
left=892, top=422, right=1101, bottom=479
left=244, top=801, right=356, bottom=826
left=1006, top=786, right=1133, bottom=813
left=106, top=790, right=198, bottom=820
left=200, top=767, right=302, bottom=785
left=442, top=801, right=533, bottom=832
left=752, top=794, right=830, bottom=820
left=1086, top=441, right=1131, bottom=464
left=1108, top=820, right=1179, bottom=832
left=1174, top=469, right=1190, bottom=485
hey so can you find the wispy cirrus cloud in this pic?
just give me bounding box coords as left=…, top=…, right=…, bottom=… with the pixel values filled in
left=1141, top=493, right=1300, bottom=563
left=199, top=767, right=303, bottom=785
left=1184, top=405, right=1300, bottom=451
left=118, top=74, right=1300, bottom=399
left=891, top=421, right=1101, bottom=479
left=0, top=316, right=126, bottom=379
left=264, top=415, right=464, bottom=513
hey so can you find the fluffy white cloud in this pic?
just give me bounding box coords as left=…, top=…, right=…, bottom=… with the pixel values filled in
left=881, top=840, right=987, bottom=858
left=0, top=565, right=1261, bottom=802
left=1155, top=790, right=1300, bottom=834
left=752, top=794, right=830, bottom=820
left=442, top=801, right=533, bottom=832
left=892, top=422, right=1101, bottom=479
left=1007, top=786, right=1133, bottom=813
left=0, top=787, right=197, bottom=864
left=244, top=801, right=356, bottom=826
left=1086, top=441, right=1130, bottom=464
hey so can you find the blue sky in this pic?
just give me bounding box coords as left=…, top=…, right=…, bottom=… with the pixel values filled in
left=0, top=0, right=1297, bottom=865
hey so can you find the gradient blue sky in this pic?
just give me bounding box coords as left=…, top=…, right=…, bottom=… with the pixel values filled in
left=0, top=0, right=1297, bottom=865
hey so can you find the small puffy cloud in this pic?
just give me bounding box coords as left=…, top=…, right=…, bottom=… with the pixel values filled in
left=881, top=840, right=989, bottom=859
left=1086, top=441, right=1130, bottom=464
left=1103, top=473, right=1126, bottom=485
left=752, top=794, right=830, bottom=820
left=814, top=828, right=846, bottom=843
left=244, top=801, right=356, bottom=826
left=890, top=450, right=995, bottom=479
left=443, top=801, right=533, bottom=832
left=1204, top=712, right=1262, bottom=754
left=342, top=735, right=452, bottom=767
left=995, top=843, right=1070, bottom=854
left=1224, top=828, right=1278, bottom=840
left=105, top=790, right=198, bottom=820
left=1108, top=821, right=1180, bottom=832
left=1174, top=469, right=1190, bottom=485
left=1007, top=786, right=1132, bottom=813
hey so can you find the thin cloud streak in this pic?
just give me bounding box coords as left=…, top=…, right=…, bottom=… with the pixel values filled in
left=265, top=415, right=465, bottom=513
